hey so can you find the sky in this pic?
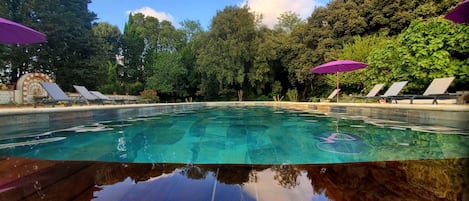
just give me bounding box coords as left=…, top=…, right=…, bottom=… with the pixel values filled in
left=89, top=0, right=331, bottom=32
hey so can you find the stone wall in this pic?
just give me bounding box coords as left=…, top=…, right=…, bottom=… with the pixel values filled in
left=0, top=90, right=14, bottom=104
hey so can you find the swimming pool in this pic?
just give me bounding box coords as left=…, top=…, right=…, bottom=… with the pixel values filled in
left=1, top=105, right=467, bottom=164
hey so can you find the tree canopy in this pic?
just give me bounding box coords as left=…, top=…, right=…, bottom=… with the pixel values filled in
left=0, top=0, right=466, bottom=102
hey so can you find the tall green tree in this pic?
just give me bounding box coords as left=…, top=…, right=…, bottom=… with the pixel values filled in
left=196, top=6, right=257, bottom=99
left=92, top=22, right=122, bottom=93
left=146, top=51, right=187, bottom=99
left=27, top=0, right=105, bottom=90
left=121, top=13, right=146, bottom=84
left=179, top=20, right=204, bottom=99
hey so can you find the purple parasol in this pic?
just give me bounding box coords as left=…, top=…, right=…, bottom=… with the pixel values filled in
left=0, top=17, right=47, bottom=45
left=445, top=0, right=469, bottom=24
left=311, top=60, right=368, bottom=102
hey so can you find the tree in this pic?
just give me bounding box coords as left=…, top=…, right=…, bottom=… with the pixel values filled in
left=146, top=51, right=187, bottom=99
left=337, top=33, right=393, bottom=94
left=274, top=11, right=304, bottom=33
left=92, top=22, right=121, bottom=64
left=0, top=0, right=48, bottom=85
left=180, top=20, right=203, bottom=41
left=33, top=0, right=106, bottom=90
left=196, top=6, right=257, bottom=99
left=397, top=18, right=469, bottom=92
left=0, top=0, right=107, bottom=90
left=92, top=22, right=122, bottom=93
left=121, top=13, right=146, bottom=84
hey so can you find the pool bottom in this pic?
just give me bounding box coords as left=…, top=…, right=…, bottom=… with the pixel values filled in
left=0, top=157, right=467, bottom=201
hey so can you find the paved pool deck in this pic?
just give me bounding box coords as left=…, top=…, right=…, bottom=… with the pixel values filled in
left=1, top=101, right=468, bottom=114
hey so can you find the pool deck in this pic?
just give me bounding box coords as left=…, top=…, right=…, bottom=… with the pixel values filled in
left=1, top=101, right=468, bottom=114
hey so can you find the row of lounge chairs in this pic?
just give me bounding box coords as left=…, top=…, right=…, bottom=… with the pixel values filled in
left=325, top=77, right=463, bottom=104
left=34, top=82, right=136, bottom=107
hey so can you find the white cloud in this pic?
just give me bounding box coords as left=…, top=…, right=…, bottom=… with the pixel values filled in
left=241, top=0, right=318, bottom=27
left=126, top=7, right=175, bottom=24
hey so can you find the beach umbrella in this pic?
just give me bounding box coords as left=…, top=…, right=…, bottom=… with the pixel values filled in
left=311, top=60, right=368, bottom=102
left=445, top=0, right=469, bottom=24
left=0, top=17, right=47, bottom=45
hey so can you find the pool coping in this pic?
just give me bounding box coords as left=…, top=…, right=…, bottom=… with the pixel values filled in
left=0, top=101, right=468, bottom=116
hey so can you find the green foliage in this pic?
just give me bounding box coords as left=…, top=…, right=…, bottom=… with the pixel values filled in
left=146, top=51, right=187, bottom=96
left=338, top=33, right=394, bottom=94
left=366, top=40, right=411, bottom=90
left=1, top=0, right=465, bottom=102
left=397, top=18, right=469, bottom=91
left=125, top=81, right=144, bottom=95
left=139, top=89, right=159, bottom=103
left=196, top=6, right=256, bottom=98
left=286, top=88, right=298, bottom=102
left=274, top=11, right=304, bottom=33
left=270, top=81, right=283, bottom=97
left=93, top=22, right=121, bottom=63
left=0, top=0, right=105, bottom=91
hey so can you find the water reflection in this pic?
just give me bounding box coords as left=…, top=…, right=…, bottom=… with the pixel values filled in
left=0, top=157, right=467, bottom=201
left=316, top=116, right=370, bottom=155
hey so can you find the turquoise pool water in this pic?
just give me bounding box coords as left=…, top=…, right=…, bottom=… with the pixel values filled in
left=0, top=106, right=467, bottom=164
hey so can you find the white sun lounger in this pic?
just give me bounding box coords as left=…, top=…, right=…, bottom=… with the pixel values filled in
left=391, top=77, right=460, bottom=104
left=352, top=83, right=385, bottom=102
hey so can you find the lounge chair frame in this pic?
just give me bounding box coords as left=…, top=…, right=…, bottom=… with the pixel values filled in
left=73, top=85, right=104, bottom=105
left=34, top=82, right=74, bottom=107
left=352, top=83, right=385, bottom=103
left=391, top=77, right=460, bottom=104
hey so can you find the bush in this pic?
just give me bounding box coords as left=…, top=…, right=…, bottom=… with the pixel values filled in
left=126, top=82, right=144, bottom=95
left=286, top=88, right=298, bottom=102
left=140, top=89, right=159, bottom=103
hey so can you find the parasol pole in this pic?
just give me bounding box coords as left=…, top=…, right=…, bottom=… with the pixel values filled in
left=336, top=72, right=339, bottom=103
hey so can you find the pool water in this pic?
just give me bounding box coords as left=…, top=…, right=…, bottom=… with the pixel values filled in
left=0, top=106, right=467, bottom=164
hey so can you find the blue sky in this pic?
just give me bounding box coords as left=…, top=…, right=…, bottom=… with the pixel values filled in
left=89, top=0, right=331, bottom=32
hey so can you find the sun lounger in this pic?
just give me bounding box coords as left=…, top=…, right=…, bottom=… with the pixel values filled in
left=73, top=85, right=104, bottom=105
left=34, top=82, right=73, bottom=107
left=327, top=89, right=340, bottom=100
left=352, top=84, right=385, bottom=103
left=90, top=91, right=126, bottom=104
left=308, top=89, right=340, bottom=102
left=378, top=81, right=408, bottom=104
left=392, top=77, right=459, bottom=104
left=319, top=89, right=340, bottom=102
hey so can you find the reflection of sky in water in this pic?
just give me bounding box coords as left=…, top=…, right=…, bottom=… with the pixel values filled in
left=0, top=106, right=468, bottom=164
left=243, top=170, right=319, bottom=201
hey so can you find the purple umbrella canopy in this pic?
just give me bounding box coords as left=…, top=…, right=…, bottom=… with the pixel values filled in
left=311, top=60, right=368, bottom=74
left=445, top=0, right=469, bottom=24
left=311, top=60, right=368, bottom=102
left=0, top=17, right=47, bottom=45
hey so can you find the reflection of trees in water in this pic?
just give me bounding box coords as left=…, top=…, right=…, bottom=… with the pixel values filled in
left=95, top=163, right=184, bottom=185
left=272, top=165, right=301, bottom=189
left=211, top=165, right=269, bottom=185
left=180, top=164, right=207, bottom=180
left=302, top=159, right=468, bottom=201
left=177, top=164, right=269, bottom=184
left=88, top=159, right=468, bottom=201
left=400, top=159, right=469, bottom=201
